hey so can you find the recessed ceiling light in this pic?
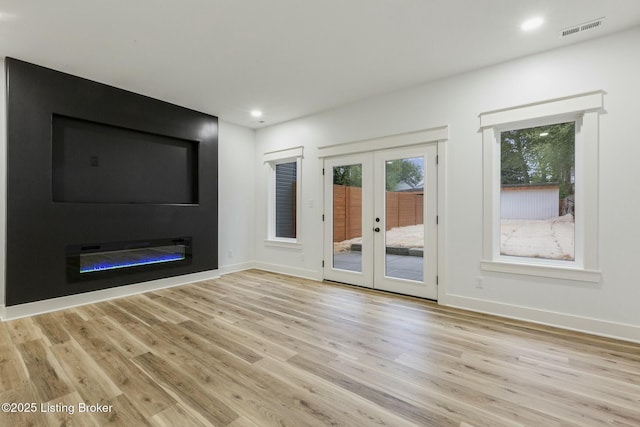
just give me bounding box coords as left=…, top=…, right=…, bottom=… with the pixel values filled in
left=521, top=17, right=544, bottom=32
left=250, top=110, right=263, bottom=118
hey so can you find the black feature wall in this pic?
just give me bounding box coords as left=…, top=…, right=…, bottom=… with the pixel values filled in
left=5, top=58, right=219, bottom=306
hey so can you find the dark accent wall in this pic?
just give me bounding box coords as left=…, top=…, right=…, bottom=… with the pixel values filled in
left=5, top=58, right=218, bottom=306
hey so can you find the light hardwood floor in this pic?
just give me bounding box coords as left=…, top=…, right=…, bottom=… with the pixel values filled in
left=1, top=269, right=639, bottom=426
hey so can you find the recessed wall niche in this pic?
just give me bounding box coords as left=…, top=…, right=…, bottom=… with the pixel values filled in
left=5, top=58, right=218, bottom=306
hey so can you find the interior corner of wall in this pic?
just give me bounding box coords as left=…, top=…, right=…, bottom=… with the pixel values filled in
left=1, top=58, right=6, bottom=318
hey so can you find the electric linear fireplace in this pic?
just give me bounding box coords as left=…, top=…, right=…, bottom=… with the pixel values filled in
left=5, top=58, right=218, bottom=306
left=67, top=237, right=193, bottom=282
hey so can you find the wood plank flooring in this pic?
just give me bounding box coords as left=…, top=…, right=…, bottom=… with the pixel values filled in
left=1, top=269, right=640, bottom=426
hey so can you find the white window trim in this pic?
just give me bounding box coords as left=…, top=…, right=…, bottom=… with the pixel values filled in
left=264, top=147, right=303, bottom=246
left=479, top=91, right=603, bottom=282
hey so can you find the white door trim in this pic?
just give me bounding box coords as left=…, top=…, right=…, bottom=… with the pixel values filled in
left=317, top=126, right=448, bottom=158
left=322, top=129, right=447, bottom=301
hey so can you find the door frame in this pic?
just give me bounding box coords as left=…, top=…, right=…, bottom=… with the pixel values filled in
left=318, top=127, right=448, bottom=301
left=372, top=145, right=438, bottom=298
left=322, top=153, right=374, bottom=288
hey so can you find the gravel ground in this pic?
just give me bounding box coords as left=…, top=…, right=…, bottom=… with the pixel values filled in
left=501, top=214, right=574, bottom=260
left=333, top=215, right=575, bottom=261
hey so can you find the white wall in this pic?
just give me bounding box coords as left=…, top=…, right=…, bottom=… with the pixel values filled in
left=255, top=27, right=640, bottom=342
left=218, top=121, right=256, bottom=273
left=254, top=124, right=324, bottom=279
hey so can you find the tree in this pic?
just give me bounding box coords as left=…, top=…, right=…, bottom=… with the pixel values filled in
left=501, top=122, right=575, bottom=218
left=332, top=159, right=424, bottom=192
left=501, top=122, right=574, bottom=199
left=333, top=164, right=362, bottom=187
left=385, top=159, right=423, bottom=191
left=536, top=123, right=575, bottom=199
left=501, top=128, right=534, bottom=184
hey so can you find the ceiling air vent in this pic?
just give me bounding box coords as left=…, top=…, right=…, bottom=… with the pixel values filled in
left=561, top=17, right=604, bottom=38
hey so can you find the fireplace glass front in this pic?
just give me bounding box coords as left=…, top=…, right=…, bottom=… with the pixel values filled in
left=66, top=237, right=192, bottom=282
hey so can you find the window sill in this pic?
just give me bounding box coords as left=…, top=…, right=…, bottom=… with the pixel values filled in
left=264, top=239, right=302, bottom=250
left=481, top=260, right=601, bottom=283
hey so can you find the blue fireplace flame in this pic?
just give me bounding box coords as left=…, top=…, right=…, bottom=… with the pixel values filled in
left=80, top=252, right=186, bottom=273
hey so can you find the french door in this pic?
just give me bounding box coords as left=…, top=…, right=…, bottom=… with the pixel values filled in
left=323, top=145, right=438, bottom=299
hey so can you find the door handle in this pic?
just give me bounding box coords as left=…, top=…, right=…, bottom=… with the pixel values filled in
left=374, top=227, right=380, bottom=232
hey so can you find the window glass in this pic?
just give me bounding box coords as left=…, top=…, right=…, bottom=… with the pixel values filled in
left=332, top=163, right=363, bottom=272
left=275, top=161, right=297, bottom=238
left=500, top=122, right=575, bottom=261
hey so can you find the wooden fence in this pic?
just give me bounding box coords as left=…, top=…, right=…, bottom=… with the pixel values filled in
left=333, top=185, right=423, bottom=242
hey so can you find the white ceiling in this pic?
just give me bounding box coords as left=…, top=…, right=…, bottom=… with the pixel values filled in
left=1, top=1, right=639, bottom=129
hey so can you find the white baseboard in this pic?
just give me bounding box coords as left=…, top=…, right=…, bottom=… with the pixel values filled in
left=253, top=261, right=321, bottom=281
left=1, top=269, right=220, bottom=321
left=219, top=261, right=256, bottom=276
left=441, top=293, right=640, bottom=344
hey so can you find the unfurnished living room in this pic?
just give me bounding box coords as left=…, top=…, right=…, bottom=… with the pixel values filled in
left=1, top=1, right=640, bottom=426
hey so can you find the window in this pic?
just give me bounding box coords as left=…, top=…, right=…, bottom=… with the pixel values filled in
left=274, top=161, right=297, bottom=238
left=480, top=92, right=602, bottom=282
left=264, top=147, right=303, bottom=244
left=500, top=122, right=575, bottom=261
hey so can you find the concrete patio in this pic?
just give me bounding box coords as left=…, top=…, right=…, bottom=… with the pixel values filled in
left=332, top=250, right=423, bottom=282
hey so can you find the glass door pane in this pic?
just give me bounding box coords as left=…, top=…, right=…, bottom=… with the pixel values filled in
left=332, top=164, right=363, bottom=273
left=384, top=157, right=425, bottom=281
